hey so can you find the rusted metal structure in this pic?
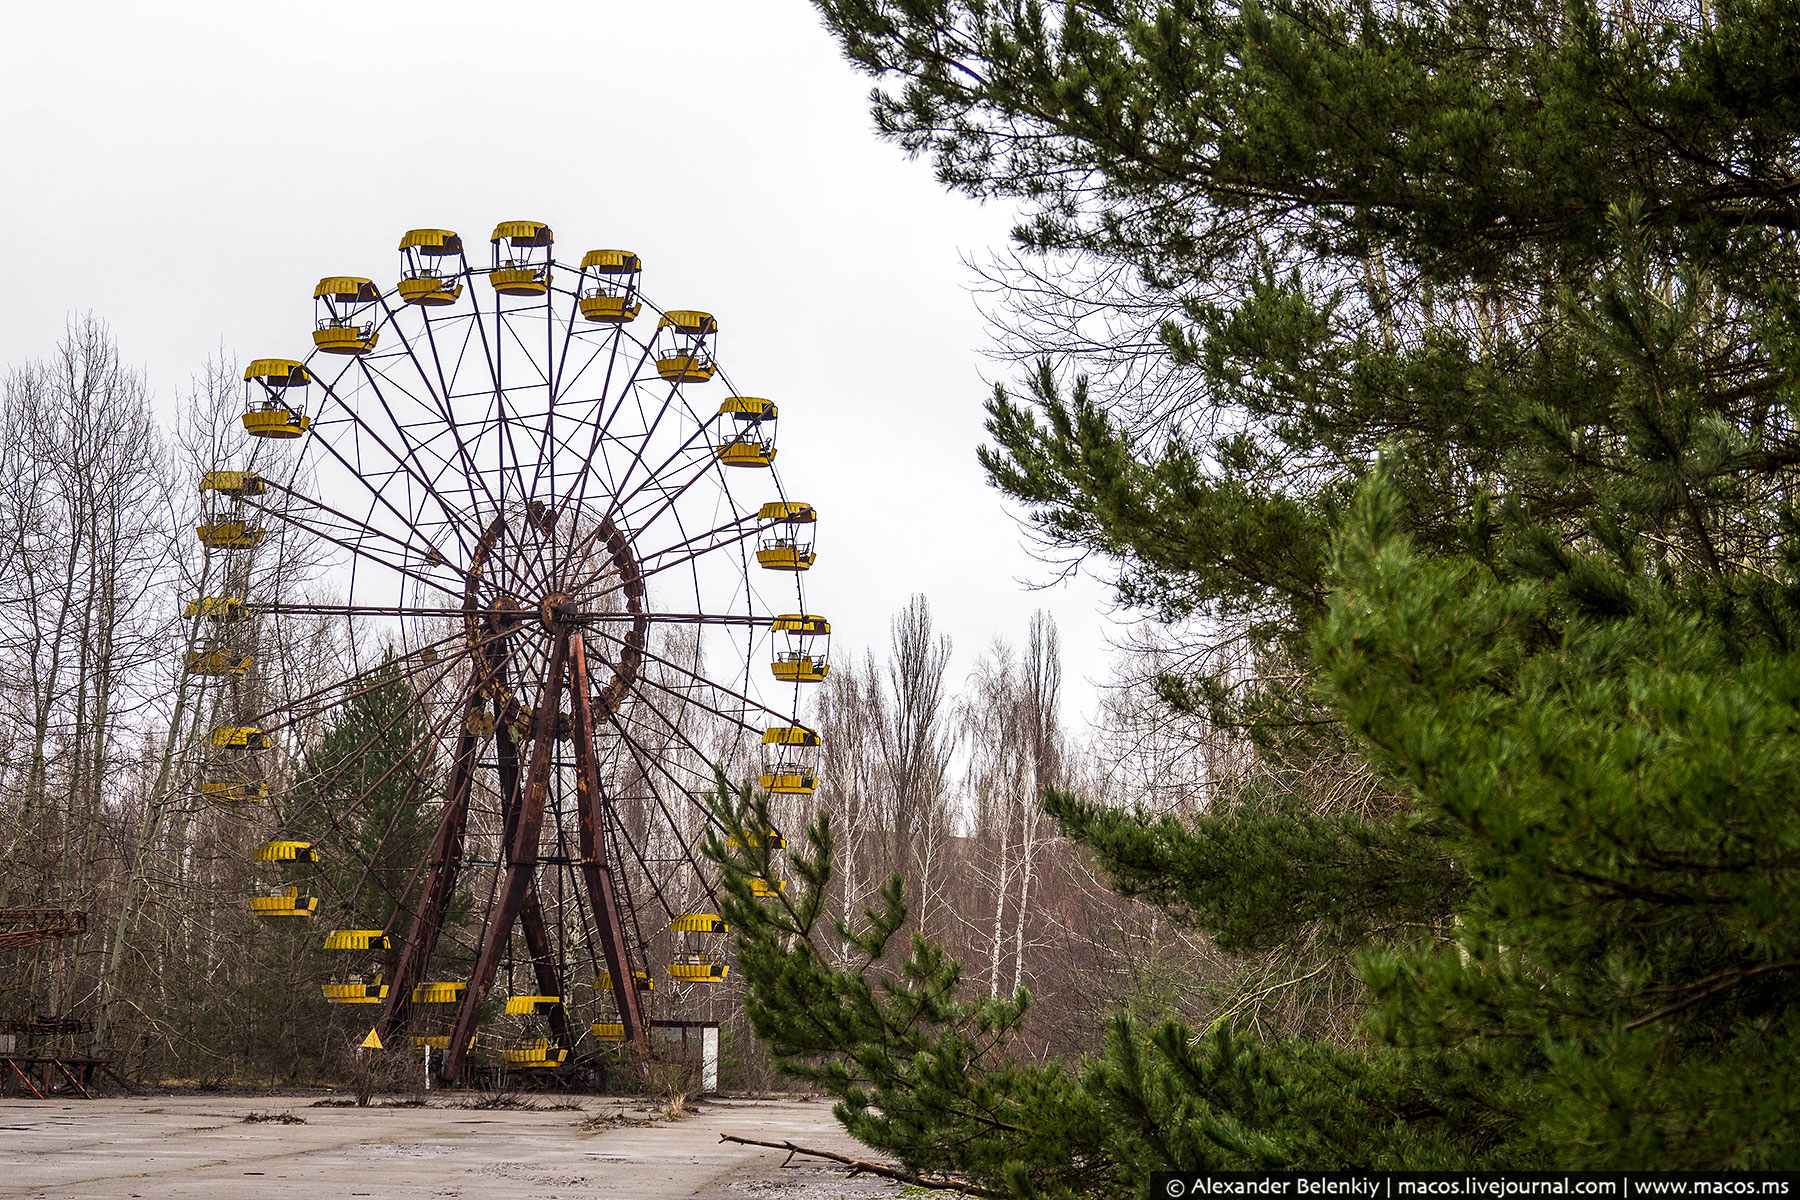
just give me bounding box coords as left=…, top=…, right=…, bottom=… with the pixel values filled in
left=182, top=222, right=823, bottom=1084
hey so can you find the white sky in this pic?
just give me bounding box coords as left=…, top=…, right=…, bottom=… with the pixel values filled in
left=0, top=1, right=1125, bottom=727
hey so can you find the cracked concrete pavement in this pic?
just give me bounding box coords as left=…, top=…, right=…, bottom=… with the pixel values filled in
left=0, top=1095, right=906, bottom=1199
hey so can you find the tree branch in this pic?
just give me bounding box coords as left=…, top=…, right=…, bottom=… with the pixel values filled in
left=717, top=1133, right=1005, bottom=1198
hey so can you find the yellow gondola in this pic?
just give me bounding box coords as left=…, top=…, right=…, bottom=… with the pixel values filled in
left=323, top=929, right=390, bottom=951
left=502, top=1037, right=567, bottom=1066
left=760, top=725, right=820, bottom=795
left=714, top=397, right=776, bottom=466
left=759, top=768, right=819, bottom=795
left=596, top=970, right=653, bottom=992
left=589, top=1022, right=626, bottom=1042
left=313, top=276, right=382, bottom=354
left=210, top=725, right=272, bottom=750
left=397, top=229, right=465, bottom=306
left=196, top=521, right=266, bottom=550
left=249, top=886, right=317, bottom=919
left=656, top=310, right=717, bottom=382
left=751, top=878, right=786, bottom=899
left=242, top=360, right=311, bottom=439
left=771, top=614, right=830, bottom=683
left=200, top=780, right=267, bottom=803
left=668, top=959, right=729, bottom=983
left=669, top=914, right=728, bottom=934
left=578, top=250, right=642, bottom=323
left=255, top=840, right=320, bottom=863
left=184, top=650, right=252, bottom=676
left=200, top=470, right=265, bottom=497
left=503, top=995, right=562, bottom=1015
left=490, top=221, right=553, bottom=296
left=412, top=982, right=466, bottom=1004
left=755, top=500, right=814, bottom=568
left=725, top=830, right=786, bottom=850
left=184, top=596, right=250, bottom=621
left=322, top=978, right=388, bottom=1004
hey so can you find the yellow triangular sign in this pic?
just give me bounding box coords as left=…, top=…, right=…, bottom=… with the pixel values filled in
left=360, top=1028, right=383, bottom=1051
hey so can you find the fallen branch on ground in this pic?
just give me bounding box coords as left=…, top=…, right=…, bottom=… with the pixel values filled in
left=717, top=1133, right=1001, bottom=1197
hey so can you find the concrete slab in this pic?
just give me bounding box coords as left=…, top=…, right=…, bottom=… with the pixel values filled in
left=0, top=1095, right=904, bottom=1199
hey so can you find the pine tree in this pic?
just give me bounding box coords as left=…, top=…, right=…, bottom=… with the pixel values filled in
left=703, top=0, right=1800, bottom=1184
left=240, top=653, right=443, bottom=1073
left=295, top=654, right=442, bottom=935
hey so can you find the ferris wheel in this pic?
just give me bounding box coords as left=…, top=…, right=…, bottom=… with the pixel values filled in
left=183, top=221, right=827, bottom=1083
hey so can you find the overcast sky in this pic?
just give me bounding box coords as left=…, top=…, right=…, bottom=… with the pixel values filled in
left=0, top=1, right=1126, bottom=726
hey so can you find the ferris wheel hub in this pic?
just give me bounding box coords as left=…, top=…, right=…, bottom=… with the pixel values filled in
left=539, top=591, right=575, bottom=630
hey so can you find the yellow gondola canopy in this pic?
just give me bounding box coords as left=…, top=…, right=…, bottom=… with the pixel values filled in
left=323, top=929, right=390, bottom=951
left=255, top=840, right=319, bottom=863
left=762, top=726, right=819, bottom=747
left=669, top=914, right=728, bottom=933
left=197, top=521, right=264, bottom=549
left=322, top=980, right=387, bottom=1004
left=492, top=220, right=553, bottom=246
left=658, top=310, right=716, bottom=335
left=503, top=995, right=562, bottom=1015
left=757, top=500, right=813, bottom=522
left=185, top=596, right=249, bottom=620
left=244, top=359, right=310, bottom=388
left=718, top=396, right=774, bottom=421
left=185, top=650, right=252, bottom=676
left=211, top=725, right=271, bottom=749
left=596, top=970, right=653, bottom=991
left=581, top=249, right=640, bottom=272
left=399, top=228, right=463, bottom=254
left=314, top=276, right=380, bottom=303
left=412, top=982, right=466, bottom=1003
left=200, top=470, right=265, bottom=495
left=202, top=780, right=267, bottom=802
left=772, top=613, right=829, bottom=635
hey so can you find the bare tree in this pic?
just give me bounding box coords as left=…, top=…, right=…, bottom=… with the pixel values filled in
left=0, top=317, right=184, bottom=1042
left=960, top=611, right=1065, bottom=999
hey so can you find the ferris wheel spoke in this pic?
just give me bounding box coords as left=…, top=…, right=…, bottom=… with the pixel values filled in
left=311, top=368, right=493, bottom=557
left=277, top=653, right=477, bottom=853
left=256, top=602, right=496, bottom=620
left=602, top=421, right=725, bottom=530
left=586, top=622, right=790, bottom=731
left=455, top=281, right=563, bottom=600
left=514, top=293, right=578, bottom=511
left=576, top=376, right=700, bottom=541
left=595, top=525, right=772, bottom=605
left=565, top=339, right=660, bottom=503
left=594, top=703, right=729, bottom=905
left=609, top=673, right=753, bottom=804
left=553, top=439, right=723, bottom=594
left=242, top=489, right=465, bottom=604
left=242, top=622, right=507, bottom=735
left=294, top=399, right=485, bottom=565
left=562, top=511, right=757, bottom=600
left=370, top=294, right=510, bottom=527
